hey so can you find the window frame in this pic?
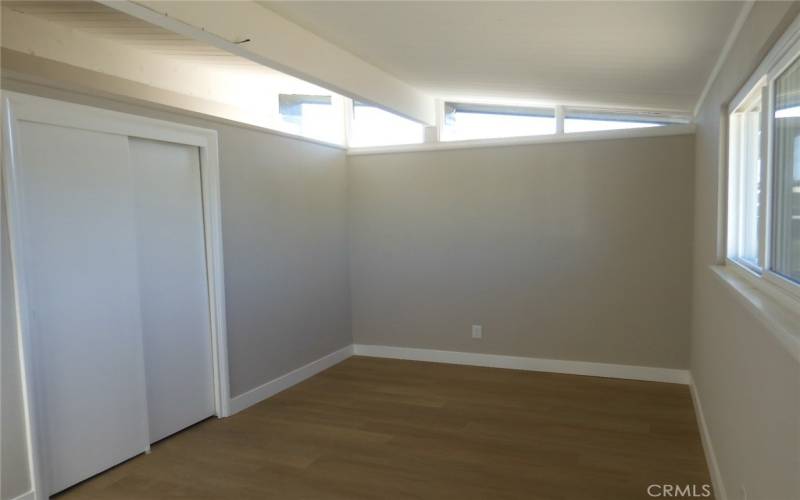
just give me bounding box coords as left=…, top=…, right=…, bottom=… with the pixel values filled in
left=441, top=102, right=558, bottom=142
left=436, top=101, right=688, bottom=144
left=727, top=82, right=767, bottom=274
left=347, top=100, right=426, bottom=148
left=563, top=107, right=684, bottom=133
left=345, top=100, right=691, bottom=151
left=724, top=18, right=800, bottom=302
left=277, top=93, right=346, bottom=145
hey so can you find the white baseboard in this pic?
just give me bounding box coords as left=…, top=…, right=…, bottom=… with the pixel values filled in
left=228, top=343, right=691, bottom=415
left=689, top=376, right=727, bottom=500
left=228, top=345, right=354, bottom=414
left=352, top=344, right=691, bottom=384
left=9, top=490, right=35, bottom=500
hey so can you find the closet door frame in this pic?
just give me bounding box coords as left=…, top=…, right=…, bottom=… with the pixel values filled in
left=2, top=91, right=231, bottom=500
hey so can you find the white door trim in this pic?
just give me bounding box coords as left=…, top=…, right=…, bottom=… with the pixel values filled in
left=1, top=90, right=231, bottom=499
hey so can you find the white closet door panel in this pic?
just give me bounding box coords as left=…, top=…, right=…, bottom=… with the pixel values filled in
left=15, top=122, right=149, bottom=495
left=130, top=138, right=215, bottom=443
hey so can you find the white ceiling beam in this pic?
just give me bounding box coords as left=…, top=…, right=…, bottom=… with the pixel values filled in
left=1, top=7, right=237, bottom=107
left=0, top=6, right=343, bottom=143
left=101, top=0, right=435, bottom=125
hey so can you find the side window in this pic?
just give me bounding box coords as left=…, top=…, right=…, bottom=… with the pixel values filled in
left=564, top=109, right=668, bottom=133
left=348, top=102, right=425, bottom=147
left=441, top=103, right=555, bottom=141
left=727, top=88, right=765, bottom=271
left=772, top=56, right=800, bottom=283
left=278, top=93, right=342, bottom=143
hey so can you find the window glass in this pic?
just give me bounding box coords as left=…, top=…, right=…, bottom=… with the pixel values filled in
left=728, top=91, right=763, bottom=270
left=278, top=93, right=342, bottom=144
left=772, top=56, right=800, bottom=283
left=564, top=109, right=664, bottom=133
left=441, top=103, right=555, bottom=141
left=349, top=102, right=424, bottom=147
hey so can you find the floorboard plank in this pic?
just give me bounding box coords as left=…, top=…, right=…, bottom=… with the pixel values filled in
left=55, top=356, right=711, bottom=499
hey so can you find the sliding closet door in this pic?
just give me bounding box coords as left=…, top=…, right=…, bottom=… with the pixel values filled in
left=14, top=122, right=150, bottom=495
left=130, top=138, right=215, bottom=443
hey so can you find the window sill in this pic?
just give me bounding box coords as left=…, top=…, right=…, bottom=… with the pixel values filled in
left=709, top=264, right=800, bottom=362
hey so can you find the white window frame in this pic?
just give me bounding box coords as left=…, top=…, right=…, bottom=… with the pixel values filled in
left=350, top=100, right=693, bottom=153
left=724, top=14, right=800, bottom=303
left=277, top=93, right=346, bottom=146
left=438, top=101, right=687, bottom=143
left=347, top=99, right=426, bottom=148
left=727, top=82, right=767, bottom=273
left=563, top=107, right=685, bottom=133
left=440, top=102, right=558, bottom=142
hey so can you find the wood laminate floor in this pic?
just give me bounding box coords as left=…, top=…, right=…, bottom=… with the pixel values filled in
left=55, top=356, right=711, bottom=500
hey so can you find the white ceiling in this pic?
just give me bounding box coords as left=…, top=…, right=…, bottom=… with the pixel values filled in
left=262, top=1, right=745, bottom=112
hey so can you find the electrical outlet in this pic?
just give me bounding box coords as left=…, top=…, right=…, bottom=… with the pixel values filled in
left=472, top=325, right=482, bottom=339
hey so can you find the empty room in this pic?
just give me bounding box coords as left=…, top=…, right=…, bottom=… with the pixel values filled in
left=1, top=1, right=798, bottom=499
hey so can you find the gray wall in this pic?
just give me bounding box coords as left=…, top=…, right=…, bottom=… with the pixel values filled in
left=349, top=134, right=694, bottom=369
left=1, top=80, right=352, bottom=498
left=692, top=2, right=800, bottom=500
